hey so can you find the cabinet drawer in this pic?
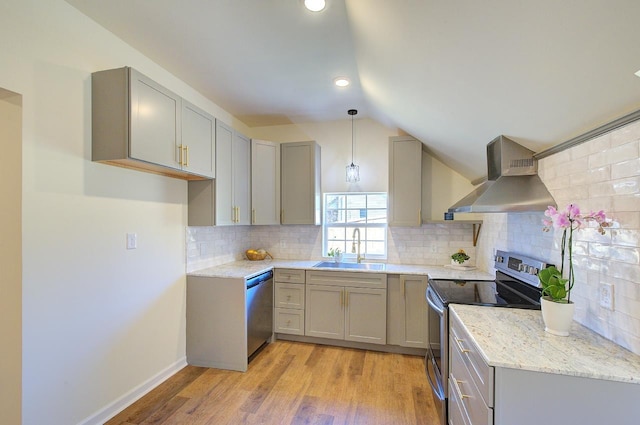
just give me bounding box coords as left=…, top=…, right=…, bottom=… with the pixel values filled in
left=450, top=340, right=493, bottom=425
left=275, top=308, right=304, bottom=335
left=275, top=282, right=305, bottom=309
left=306, top=270, right=387, bottom=289
left=274, top=268, right=306, bottom=284
left=448, top=372, right=472, bottom=425
left=450, top=313, right=494, bottom=407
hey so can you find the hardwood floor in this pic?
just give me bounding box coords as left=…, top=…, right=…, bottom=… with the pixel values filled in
left=106, top=340, right=440, bottom=425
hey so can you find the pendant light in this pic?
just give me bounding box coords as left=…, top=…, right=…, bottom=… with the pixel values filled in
left=346, top=109, right=360, bottom=183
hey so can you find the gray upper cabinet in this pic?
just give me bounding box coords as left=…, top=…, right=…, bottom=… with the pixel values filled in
left=388, top=136, right=422, bottom=226
left=251, top=139, right=280, bottom=225
left=92, top=66, right=214, bottom=180
left=231, top=131, right=251, bottom=225
left=129, top=69, right=180, bottom=169
left=188, top=121, right=249, bottom=226
left=215, top=121, right=234, bottom=225
left=181, top=100, right=215, bottom=178
left=280, top=141, right=321, bottom=225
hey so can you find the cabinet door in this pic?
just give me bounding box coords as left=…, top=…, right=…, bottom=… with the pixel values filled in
left=129, top=68, right=181, bottom=170
left=401, top=275, right=428, bottom=348
left=281, top=141, right=320, bottom=225
left=182, top=100, right=214, bottom=178
left=215, top=121, right=234, bottom=226
left=345, top=287, right=387, bottom=345
left=305, top=284, right=344, bottom=340
left=233, top=132, right=251, bottom=225
left=251, top=139, right=280, bottom=225
left=388, top=137, right=422, bottom=226
left=386, top=275, right=404, bottom=346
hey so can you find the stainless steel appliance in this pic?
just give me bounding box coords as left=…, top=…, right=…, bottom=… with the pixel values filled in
left=425, top=250, right=550, bottom=425
left=448, top=135, right=556, bottom=213
left=246, top=270, right=274, bottom=359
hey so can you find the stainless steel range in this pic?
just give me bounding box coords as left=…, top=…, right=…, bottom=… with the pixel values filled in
left=425, top=250, right=551, bottom=425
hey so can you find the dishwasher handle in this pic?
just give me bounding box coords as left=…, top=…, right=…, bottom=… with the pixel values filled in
left=246, top=270, right=273, bottom=289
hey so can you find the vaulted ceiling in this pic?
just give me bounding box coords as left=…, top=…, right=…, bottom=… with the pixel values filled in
left=65, top=0, right=640, bottom=181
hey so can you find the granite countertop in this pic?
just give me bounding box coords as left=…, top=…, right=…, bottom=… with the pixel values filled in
left=450, top=304, right=640, bottom=384
left=187, top=259, right=495, bottom=281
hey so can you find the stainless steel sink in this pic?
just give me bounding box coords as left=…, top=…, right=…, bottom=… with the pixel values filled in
left=313, top=261, right=386, bottom=271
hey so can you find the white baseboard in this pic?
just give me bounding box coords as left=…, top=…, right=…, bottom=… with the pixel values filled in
left=77, top=356, right=187, bottom=425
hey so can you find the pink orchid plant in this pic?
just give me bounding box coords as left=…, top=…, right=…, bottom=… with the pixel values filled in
left=541, top=204, right=610, bottom=303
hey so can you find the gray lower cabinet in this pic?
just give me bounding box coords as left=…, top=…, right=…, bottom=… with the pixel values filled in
left=304, top=270, right=387, bottom=345
left=274, top=268, right=306, bottom=336
left=387, top=274, right=429, bottom=348
left=186, top=275, right=249, bottom=372
left=449, top=309, right=640, bottom=425
left=449, top=311, right=493, bottom=425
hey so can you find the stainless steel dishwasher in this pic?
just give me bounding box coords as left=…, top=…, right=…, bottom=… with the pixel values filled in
left=246, top=270, right=273, bottom=360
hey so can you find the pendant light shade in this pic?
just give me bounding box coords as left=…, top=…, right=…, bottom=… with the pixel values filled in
left=346, top=109, right=360, bottom=183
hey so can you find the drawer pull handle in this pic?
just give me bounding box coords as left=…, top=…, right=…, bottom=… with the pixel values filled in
left=452, top=377, right=471, bottom=400
left=287, top=295, right=291, bottom=300
left=455, top=337, right=470, bottom=354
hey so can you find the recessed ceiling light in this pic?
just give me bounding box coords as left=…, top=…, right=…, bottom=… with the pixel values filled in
left=304, top=0, right=326, bottom=12
left=635, top=69, right=640, bottom=78
left=334, top=77, right=350, bottom=87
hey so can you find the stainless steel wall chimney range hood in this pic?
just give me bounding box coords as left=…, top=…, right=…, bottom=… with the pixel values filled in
left=448, top=136, right=556, bottom=213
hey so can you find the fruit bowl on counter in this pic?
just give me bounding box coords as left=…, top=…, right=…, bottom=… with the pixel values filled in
left=245, top=249, right=272, bottom=261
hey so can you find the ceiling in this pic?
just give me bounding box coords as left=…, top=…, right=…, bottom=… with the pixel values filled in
left=65, top=0, right=640, bottom=181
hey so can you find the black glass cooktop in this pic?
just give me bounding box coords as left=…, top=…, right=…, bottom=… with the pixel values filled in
left=429, top=271, right=541, bottom=309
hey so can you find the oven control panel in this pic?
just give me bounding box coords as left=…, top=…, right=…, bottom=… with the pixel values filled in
left=494, top=250, right=552, bottom=288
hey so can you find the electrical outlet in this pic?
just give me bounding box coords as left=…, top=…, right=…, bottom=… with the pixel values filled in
left=599, top=283, right=614, bottom=310
left=126, top=233, right=137, bottom=250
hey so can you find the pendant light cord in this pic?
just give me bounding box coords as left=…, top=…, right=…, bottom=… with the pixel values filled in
left=351, top=113, right=354, bottom=164
left=348, top=109, right=357, bottom=165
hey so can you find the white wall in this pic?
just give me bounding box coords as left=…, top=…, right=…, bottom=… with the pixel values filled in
left=0, top=1, right=235, bottom=424
left=422, top=150, right=477, bottom=221
left=250, top=118, right=396, bottom=193
left=475, top=120, right=640, bottom=355
left=0, top=89, right=22, bottom=425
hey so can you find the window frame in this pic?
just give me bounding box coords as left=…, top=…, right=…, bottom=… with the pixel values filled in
left=322, top=192, right=388, bottom=261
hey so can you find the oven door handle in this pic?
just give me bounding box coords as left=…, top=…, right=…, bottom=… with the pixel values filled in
left=425, top=351, right=445, bottom=400
left=426, top=286, right=444, bottom=315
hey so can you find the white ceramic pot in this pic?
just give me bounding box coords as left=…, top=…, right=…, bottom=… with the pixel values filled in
left=451, top=259, right=469, bottom=266
left=540, top=297, right=575, bottom=336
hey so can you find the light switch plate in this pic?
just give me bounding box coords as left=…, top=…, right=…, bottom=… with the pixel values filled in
left=599, top=283, right=614, bottom=310
left=126, top=233, right=137, bottom=250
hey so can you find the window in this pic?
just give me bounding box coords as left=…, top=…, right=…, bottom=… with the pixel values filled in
left=323, top=193, right=388, bottom=260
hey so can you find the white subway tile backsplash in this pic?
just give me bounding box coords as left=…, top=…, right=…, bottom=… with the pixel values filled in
left=610, top=120, right=640, bottom=147
left=612, top=194, right=640, bottom=212
left=611, top=158, right=640, bottom=180
left=589, top=140, right=639, bottom=169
